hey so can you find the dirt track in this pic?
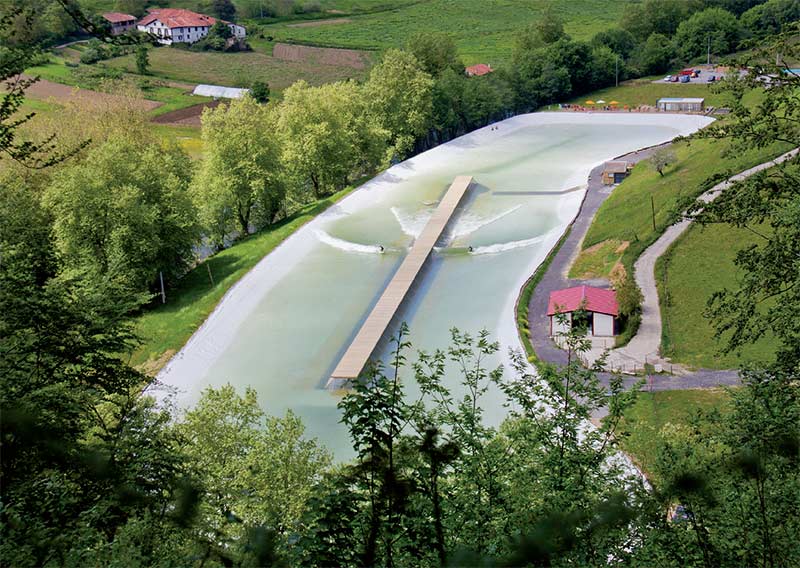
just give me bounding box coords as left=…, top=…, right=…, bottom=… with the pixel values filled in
left=151, top=100, right=222, bottom=126
left=272, top=42, right=370, bottom=69
left=23, top=77, right=162, bottom=112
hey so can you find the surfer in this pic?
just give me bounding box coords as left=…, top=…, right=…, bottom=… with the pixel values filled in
left=379, top=245, right=385, bottom=253
left=468, top=246, right=474, bottom=253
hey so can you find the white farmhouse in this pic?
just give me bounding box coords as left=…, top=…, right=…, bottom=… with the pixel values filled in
left=137, top=8, right=245, bottom=45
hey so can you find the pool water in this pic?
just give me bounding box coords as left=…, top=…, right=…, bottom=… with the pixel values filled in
left=159, top=112, right=713, bottom=458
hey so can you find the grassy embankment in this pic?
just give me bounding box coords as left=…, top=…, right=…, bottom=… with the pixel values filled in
left=263, top=0, right=634, bottom=64
left=618, top=388, right=731, bottom=478
left=130, top=187, right=355, bottom=373
left=655, top=223, right=778, bottom=369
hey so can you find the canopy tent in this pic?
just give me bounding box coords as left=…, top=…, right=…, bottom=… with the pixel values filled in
left=585, top=100, right=595, bottom=105
left=596, top=99, right=606, bottom=104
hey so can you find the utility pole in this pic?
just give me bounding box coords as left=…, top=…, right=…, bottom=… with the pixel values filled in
left=159, top=271, right=166, bottom=304
left=615, top=54, right=619, bottom=87
left=707, top=35, right=711, bottom=66
left=650, top=195, right=656, bottom=231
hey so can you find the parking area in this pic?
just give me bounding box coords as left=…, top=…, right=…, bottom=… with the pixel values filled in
left=652, top=64, right=737, bottom=85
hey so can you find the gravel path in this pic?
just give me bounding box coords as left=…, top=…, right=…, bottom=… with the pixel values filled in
left=524, top=143, right=800, bottom=390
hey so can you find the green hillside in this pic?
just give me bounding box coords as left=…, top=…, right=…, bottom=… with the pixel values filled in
left=261, top=0, right=635, bottom=64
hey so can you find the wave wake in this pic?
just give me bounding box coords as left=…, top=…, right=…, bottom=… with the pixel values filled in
left=469, top=235, right=546, bottom=255
left=315, top=230, right=384, bottom=254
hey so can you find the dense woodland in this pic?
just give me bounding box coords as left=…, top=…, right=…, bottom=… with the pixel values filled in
left=1, top=0, right=800, bottom=566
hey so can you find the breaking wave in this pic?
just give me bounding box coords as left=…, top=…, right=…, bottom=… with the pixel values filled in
left=450, top=205, right=522, bottom=238
left=315, top=230, right=384, bottom=254
left=390, top=206, right=433, bottom=238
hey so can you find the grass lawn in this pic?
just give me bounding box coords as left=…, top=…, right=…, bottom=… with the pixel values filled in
left=130, top=187, right=354, bottom=373
left=656, top=223, right=778, bottom=369
left=103, top=45, right=367, bottom=91
left=580, top=136, right=789, bottom=279
left=619, top=388, right=731, bottom=479
left=262, top=0, right=635, bottom=64
left=151, top=124, right=204, bottom=159
left=563, top=78, right=728, bottom=109
left=568, top=238, right=626, bottom=280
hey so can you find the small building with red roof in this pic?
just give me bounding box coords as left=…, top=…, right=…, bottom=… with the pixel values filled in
left=547, top=285, right=619, bottom=337
left=102, top=12, right=136, bottom=35
left=137, top=8, right=245, bottom=45
left=465, top=63, right=493, bottom=77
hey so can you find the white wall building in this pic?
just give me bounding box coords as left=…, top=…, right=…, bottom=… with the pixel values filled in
left=137, top=9, right=245, bottom=45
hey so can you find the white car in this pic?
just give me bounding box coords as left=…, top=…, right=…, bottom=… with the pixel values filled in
left=663, top=75, right=673, bottom=81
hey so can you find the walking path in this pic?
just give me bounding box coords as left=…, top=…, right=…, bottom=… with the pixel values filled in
left=525, top=144, right=797, bottom=390
left=612, top=146, right=798, bottom=370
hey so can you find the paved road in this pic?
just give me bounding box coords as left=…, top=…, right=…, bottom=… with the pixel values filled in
left=525, top=145, right=666, bottom=377
left=523, top=143, right=798, bottom=389
left=616, top=146, right=799, bottom=367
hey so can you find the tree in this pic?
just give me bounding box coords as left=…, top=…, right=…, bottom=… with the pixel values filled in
left=591, top=27, right=637, bottom=59
left=135, top=44, right=149, bottom=74
left=179, top=385, right=331, bottom=556
left=650, top=146, right=678, bottom=176
left=534, top=6, right=567, bottom=45
left=114, top=0, right=148, bottom=18
left=194, top=96, right=284, bottom=246
left=43, top=136, right=198, bottom=292
left=364, top=49, right=434, bottom=159
left=277, top=80, right=387, bottom=199
left=740, top=0, right=800, bottom=39
left=0, top=176, right=197, bottom=566
left=621, top=0, right=702, bottom=41
left=636, top=32, right=676, bottom=75
left=249, top=80, right=270, bottom=103
left=210, top=19, right=232, bottom=39
left=212, top=0, right=237, bottom=21
left=674, top=7, right=741, bottom=61
left=405, top=32, right=463, bottom=77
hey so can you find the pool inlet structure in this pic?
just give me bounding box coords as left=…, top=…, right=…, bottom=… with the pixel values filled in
left=158, top=112, right=715, bottom=458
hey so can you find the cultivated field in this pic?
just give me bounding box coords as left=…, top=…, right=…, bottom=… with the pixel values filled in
left=262, top=0, right=635, bottom=63
left=103, top=45, right=368, bottom=90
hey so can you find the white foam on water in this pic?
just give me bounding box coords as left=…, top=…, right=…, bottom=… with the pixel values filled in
left=390, top=206, right=433, bottom=238
left=450, top=204, right=523, bottom=238
left=315, top=230, right=384, bottom=255
left=470, top=234, right=546, bottom=255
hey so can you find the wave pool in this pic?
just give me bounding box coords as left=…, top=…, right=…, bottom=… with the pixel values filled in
left=159, top=112, right=713, bottom=457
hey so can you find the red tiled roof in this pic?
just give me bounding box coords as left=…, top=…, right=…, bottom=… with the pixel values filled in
left=103, top=12, right=136, bottom=23
left=466, top=63, right=493, bottom=76
left=547, top=285, right=619, bottom=316
left=139, top=8, right=218, bottom=29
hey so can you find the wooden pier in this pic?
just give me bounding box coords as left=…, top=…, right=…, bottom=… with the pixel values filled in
left=327, top=175, right=473, bottom=389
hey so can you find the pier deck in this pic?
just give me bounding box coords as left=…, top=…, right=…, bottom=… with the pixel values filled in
left=327, top=175, right=473, bottom=389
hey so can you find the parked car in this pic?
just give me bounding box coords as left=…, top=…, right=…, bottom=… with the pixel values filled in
left=708, top=75, right=716, bottom=82
left=670, top=75, right=679, bottom=82
left=695, top=69, right=702, bottom=75
left=680, top=75, right=690, bottom=83
left=663, top=75, right=673, bottom=82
